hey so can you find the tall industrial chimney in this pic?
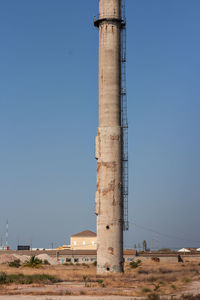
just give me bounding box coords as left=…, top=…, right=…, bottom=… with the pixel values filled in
left=94, top=0, right=128, bottom=273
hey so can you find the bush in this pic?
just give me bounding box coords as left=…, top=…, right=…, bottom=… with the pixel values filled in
left=181, top=295, right=200, bottom=300
left=43, top=259, right=50, bottom=265
left=159, top=268, right=172, bottom=274
left=138, top=269, right=149, bottom=274
left=154, top=284, right=160, bottom=291
left=0, top=272, right=58, bottom=285
left=147, top=293, right=160, bottom=300
left=64, top=262, right=73, bottom=266
left=24, top=256, right=42, bottom=268
left=9, top=259, right=21, bottom=268
left=0, top=273, right=7, bottom=284
left=182, top=277, right=191, bottom=283
left=93, top=261, right=97, bottom=266
left=130, top=259, right=142, bottom=269
left=142, top=287, right=151, bottom=293
left=97, top=279, right=103, bottom=284
left=171, top=284, right=176, bottom=290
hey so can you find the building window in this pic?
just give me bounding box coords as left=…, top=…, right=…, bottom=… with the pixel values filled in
left=74, top=258, right=79, bottom=263
left=83, top=241, right=86, bottom=246
left=66, top=258, right=71, bottom=262
left=91, top=241, right=95, bottom=246
left=74, top=241, right=77, bottom=246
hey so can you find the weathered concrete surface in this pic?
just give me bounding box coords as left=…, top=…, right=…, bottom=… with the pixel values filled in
left=95, top=0, right=123, bottom=273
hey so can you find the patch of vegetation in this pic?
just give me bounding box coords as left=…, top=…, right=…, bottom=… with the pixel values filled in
left=142, top=287, right=151, bottom=293
left=96, top=279, right=105, bottom=287
left=97, top=279, right=103, bottom=284
left=182, top=277, right=191, bottom=283
left=181, top=295, right=200, bottom=300
left=163, top=275, right=177, bottom=282
left=83, top=275, right=91, bottom=287
left=159, top=267, right=172, bottom=274
left=64, top=262, right=73, bottom=266
left=138, top=269, right=149, bottom=274
left=43, top=259, right=50, bottom=265
left=130, top=259, right=142, bottom=269
left=147, top=276, right=157, bottom=282
left=93, top=261, right=97, bottom=266
left=171, top=284, right=176, bottom=290
left=24, top=256, right=43, bottom=268
left=154, top=284, right=160, bottom=291
left=9, top=259, right=21, bottom=268
left=147, top=293, right=160, bottom=300
left=82, top=263, right=89, bottom=268
left=83, top=275, right=88, bottom=282
left=0, top=272, right=58, bottom=285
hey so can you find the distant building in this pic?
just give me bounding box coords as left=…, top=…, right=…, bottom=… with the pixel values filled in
left=17, top=245, right=30, bottom=251
left=0, top=246, right=8, bottom=251
left=57, top=230, right=97, bottom=250
left=71, top=230, right=96, bottom=250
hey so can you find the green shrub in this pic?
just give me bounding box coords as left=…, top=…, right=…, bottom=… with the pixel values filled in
left=183, top=277, right=191, bottom=283
left=24, top=256, right=42, bottom=268
left=147, top=293, right=160, bottom=300
left=93, top=261, right=97, bottom=266
left=97, top=279, right=103, bottom=284
left=142, top=287, right=151, bottom=293
left=130, top=259, right=142, bottom=269
left=154, top=284, right=160, bottom=291
left=9, top=259, right=21, bottom=268
left=171, top=284, right=176, bottom=290
left=0, top=272, right=58, bottom=285
left=43, top=259, right=50, bottom=265
left=83, top=275, right=88, bottom=281
left=0, top=272, right=7, bottom=284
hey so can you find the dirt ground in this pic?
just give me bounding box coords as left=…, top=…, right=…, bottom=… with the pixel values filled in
left=0, top=297, right=134, bottom=300
left=0, top=259, right=200, bottom=298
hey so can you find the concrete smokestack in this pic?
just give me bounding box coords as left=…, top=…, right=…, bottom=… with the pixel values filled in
left=94, top=0, right=124, bottom=273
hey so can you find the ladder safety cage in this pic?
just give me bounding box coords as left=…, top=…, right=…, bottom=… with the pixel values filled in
left=121, top=0, right=129, bottom=231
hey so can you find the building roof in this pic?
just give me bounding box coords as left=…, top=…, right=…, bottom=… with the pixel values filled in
left=124, top=249, right=137, bottom=255
left=71, top=230, right=96, bottom=238
left=178, top=248, right=190, bottom=253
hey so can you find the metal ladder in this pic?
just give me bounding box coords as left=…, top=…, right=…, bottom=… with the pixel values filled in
left=121, top=0, right=129, bottom=231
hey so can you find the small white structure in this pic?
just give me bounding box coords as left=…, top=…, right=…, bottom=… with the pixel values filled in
left=178, top=248, right=190, bottom=253
left=196, top=248, right=200, bottom=251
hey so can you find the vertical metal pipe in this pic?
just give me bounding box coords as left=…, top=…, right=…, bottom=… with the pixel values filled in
left=95, top=0, right=123, bottom=273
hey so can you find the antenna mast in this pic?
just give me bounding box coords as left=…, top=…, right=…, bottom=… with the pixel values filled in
left=6, top=219, right=8, bottom=249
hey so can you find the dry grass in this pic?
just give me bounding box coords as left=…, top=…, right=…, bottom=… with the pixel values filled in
left=0, top=260, right=199, bottom=297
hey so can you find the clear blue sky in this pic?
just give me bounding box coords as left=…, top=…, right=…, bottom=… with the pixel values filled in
left=0, top=0, right=199, bottom=250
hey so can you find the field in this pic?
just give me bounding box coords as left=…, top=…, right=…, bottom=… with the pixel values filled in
left=0, top=259, right=200, bottom=298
